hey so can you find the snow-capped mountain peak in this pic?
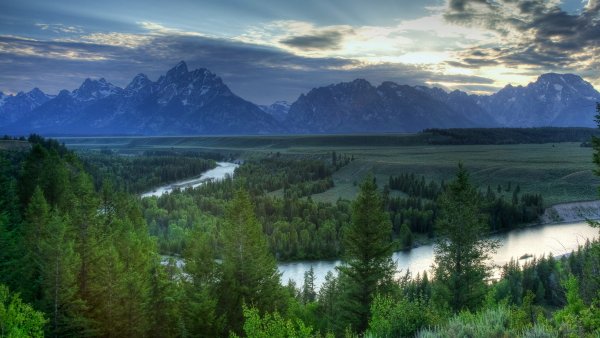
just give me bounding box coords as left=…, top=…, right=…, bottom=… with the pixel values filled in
left=126, top=73, right=151, bottom=92
left=477, top=73, right=600, bottom=127
left=0, top=61, right=282, bottom=135
left=1, top=68, right=598, bottom=135
left=73, top=78, right=122, bottom=101
left=0, top=87, right=52, bottom=125
left=260, top=101, right=291, bottom=122
left=164, top=61, right=189, bottom=83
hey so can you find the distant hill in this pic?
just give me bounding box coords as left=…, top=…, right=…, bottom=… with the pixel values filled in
left=1, top=62, right=598, bottom=136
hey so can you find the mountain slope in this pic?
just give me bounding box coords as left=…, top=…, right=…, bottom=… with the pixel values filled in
left=476, top=73, right=600, bottom=127
left=0, top=88, right=53, bottom=125
left=5, top=62, right=283, bottom=135
left=285, top=79, right=489, bottom=133
left=1, top=68, right=598, bottom=135
left=259, top=101, right=290, bottom=122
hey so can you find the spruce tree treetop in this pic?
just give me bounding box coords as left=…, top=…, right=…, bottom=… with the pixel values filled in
left=219, top=189, right=284, bottom=334
left=590, top=102, right=600, bottom=232
left=433, top=163, right=499, bottom=313
left=338, top=174, right=395, bottom=333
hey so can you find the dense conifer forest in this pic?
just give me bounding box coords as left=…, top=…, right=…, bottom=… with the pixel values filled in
left=2, top=105, right=600, bottom=337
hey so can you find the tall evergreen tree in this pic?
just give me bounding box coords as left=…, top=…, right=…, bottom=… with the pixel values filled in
left=302, top=266, right=317, bottom=304
left=433, top=163, right=499, bottom=313
left=218, top=189, right=284, bottom=335
left=181, top=230, right=223, bottom=336
left=148, top=260, right=182, bottom=338
left=20, top=186, right=50, bottom=303
left=317, top=271, right=341, bottom=334
left=39, top=212, right=84, bottom=337
left=87, top=242, right=124, bottom=337
left=591, top=103, right=600, bottom=232
left=338, top=175, right=395, bottom=333
left=0, top=156, right=21, bottom=290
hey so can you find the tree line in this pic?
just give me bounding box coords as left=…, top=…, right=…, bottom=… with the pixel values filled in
left=423, top=127, right=600, bottom=145
left=80, top=151, right=216, bottom=193
left=387, top=171, right=544, bottom=250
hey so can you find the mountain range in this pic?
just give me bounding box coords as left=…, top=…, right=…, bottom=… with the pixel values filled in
left=0, top=61, right=598, bottom=135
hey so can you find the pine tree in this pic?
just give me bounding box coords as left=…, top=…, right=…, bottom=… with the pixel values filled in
left=433, top=163, right=499, bottom=313
left=86, top=241, right=123, bottom=337
left=148, top=260, right=182, bottom=338
left=20, top=186, right=50, bottom=303
left=114, top=218, right=153, bottom=337
left=338, top=175, right=395, bottom=333
left=218, top=189, right=284, bottom=334
left=399, top=222, right=413, bottom=249
left=39, top=212, right=84, bottom=337
left=302, top=266, right=317, bottom=304
left=318, top=271, right=340, bottom=333
left=590, top=102, right=600, bottom=232
left=18, top=144, right=48, bottom=208
left=181, top=230, right=222, bottom=336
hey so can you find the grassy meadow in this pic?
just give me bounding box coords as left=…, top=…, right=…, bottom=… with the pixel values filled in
left=60, top=135, right=600, bottom=206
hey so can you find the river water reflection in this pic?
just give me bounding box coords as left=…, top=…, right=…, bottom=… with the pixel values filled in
left=278, top=221, right=598, bottom=289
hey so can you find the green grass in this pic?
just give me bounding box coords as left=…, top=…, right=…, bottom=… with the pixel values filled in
left=60, top=136, right=600, bottom=206
left=310, top=143, right=599, bottom=205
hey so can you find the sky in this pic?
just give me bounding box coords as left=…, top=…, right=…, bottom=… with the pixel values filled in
left=0, top=0, right=598, bottom=104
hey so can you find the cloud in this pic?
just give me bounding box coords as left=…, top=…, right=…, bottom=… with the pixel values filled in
left=138, top=21, right=208, bottom=37
left=76, top=33, right=153, bottom=49
left=236, top=16, right=489, bottom=62
left=0, top=24, right=499, bottom=104
left=280, top=30, right=346, bottom=50
left=443, top=0, right=600, bottom=72
left=0, top=35, right=108, bottom=61
left=35, top=23, right=84, bottom=34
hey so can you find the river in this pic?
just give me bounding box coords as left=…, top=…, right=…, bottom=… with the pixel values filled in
left=148, top=167, right=599, bottom=290
left=141, top=162, right=239, bottom=198
left=278, top=221, right=599, bottom=290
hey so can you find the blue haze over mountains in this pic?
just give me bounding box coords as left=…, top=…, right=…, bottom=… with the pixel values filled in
left=0, top=62, right=598, bottom=135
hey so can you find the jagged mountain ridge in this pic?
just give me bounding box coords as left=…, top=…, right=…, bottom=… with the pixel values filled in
left=259, top=101, right=290, bottom=122
left=2, top=61, right=283, bottom=135
left=285, top=73, right=600, bottom=133
left=475, top=73, right=600, bottom=127
left=283, top=78, right=491, bottom=134
left=1, top=64, right=598, bottom=135
left=0, top=88, right=54, bottom=126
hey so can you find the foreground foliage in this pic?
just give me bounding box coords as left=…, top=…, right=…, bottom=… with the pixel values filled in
left=0, top=284, right=46, bottom=338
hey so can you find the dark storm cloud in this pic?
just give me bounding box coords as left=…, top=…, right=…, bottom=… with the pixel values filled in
left=444, top=0, right=600, bottom=71
left=0, top=32, right=496, bottom=103
left=280, top=30, right=347, bottom=50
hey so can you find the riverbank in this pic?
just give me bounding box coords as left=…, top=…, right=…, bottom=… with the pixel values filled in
left=404, top=200, right=600, bottom=253
left=140, top=161, right=238, bottom=198
left=540, top=200, right=600, bottom=224
left=279, top=220, right=599, bottom=289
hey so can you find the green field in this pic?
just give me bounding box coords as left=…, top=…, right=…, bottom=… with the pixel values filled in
left=60, top=135, right=600, bottom=206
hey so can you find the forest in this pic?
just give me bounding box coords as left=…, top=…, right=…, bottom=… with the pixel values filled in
left=2, top=108, right=600, bottom=337
left=136, top=151, right=544, bottom=259
left=422, top=127, right=600, bottom=145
